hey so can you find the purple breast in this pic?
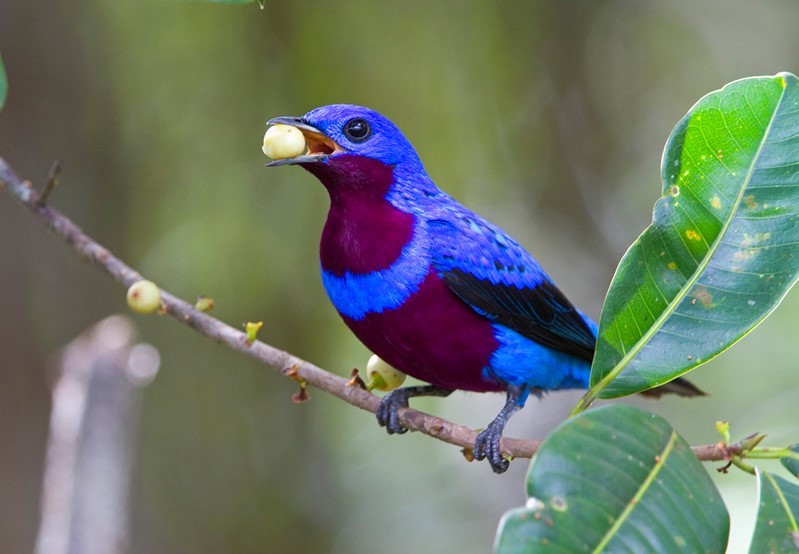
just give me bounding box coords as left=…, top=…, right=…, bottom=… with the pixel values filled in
left=308, top=155, right=415, bottom=275
left=320, top=196, right=414, bottom=275
left=305, top=154, right=502, bottom=392
left=343, top=270, right=502, bottom=392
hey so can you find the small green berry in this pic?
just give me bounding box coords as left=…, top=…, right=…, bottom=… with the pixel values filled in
left=126, top=280, right=162, bottom=314
left=366, top=354, right=406, bottom=392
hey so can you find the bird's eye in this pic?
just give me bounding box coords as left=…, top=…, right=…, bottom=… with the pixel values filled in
left=343, top=118, right=372, bottom=143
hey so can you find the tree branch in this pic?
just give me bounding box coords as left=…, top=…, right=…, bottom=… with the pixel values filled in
left=0, top=156, right=742, bottom=464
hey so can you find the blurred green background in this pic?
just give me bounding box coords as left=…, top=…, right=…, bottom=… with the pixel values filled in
left=2, top=1, right=798, bottom=552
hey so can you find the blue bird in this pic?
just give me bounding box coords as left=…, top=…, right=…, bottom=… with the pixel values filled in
left=267, top=104, right=704, bottom=473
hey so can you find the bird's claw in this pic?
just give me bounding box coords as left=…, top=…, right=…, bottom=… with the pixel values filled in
left=376, top=389, right=409, bottom=435
left=474, top=424, right=510, bottom=474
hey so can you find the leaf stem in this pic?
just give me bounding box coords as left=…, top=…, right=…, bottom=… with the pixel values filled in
left=569, top=371, right=617, bottom=416
left=745, top=447, right=799, bottom=460
left=730, top=457, right=757, bottom=475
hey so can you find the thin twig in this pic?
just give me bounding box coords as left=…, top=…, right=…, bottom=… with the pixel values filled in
left=0, top=156, right=743, bottom=463
left=39, top=160, right=62, bottom=206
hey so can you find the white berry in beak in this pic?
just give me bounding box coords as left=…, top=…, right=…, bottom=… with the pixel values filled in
left=262, top=124, right=306, bottom=160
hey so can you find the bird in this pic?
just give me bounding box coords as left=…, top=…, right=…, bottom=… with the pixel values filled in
left=266, top=104, right=704, bottom=473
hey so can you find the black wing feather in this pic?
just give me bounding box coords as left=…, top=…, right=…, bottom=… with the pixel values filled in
left=443, top=268, right=596, bottom=362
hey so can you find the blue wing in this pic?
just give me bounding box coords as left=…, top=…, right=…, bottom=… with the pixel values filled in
left=427, top=209, right=596, bottom=362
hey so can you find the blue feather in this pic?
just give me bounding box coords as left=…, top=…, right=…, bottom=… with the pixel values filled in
left=320, top=226, right=430, bottom=320
left=488, top=324, right=591, bottom=390
left=415, top=199, right=597, bottom=361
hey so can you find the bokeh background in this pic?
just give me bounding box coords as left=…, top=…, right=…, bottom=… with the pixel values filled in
left=2, top=1, right=798, bottom=552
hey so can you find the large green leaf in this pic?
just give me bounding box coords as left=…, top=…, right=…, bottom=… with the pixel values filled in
left=749, top=470, right=799, bottom=553
left=782, top=444, right=799, bottom=480
left=0, top=52, right=7, bottom=112
left=592, top=73, right=799, bottom=398
left=495, top=405, right=729, bottom=553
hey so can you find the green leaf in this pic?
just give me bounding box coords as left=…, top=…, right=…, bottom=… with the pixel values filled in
left=749, top=470, right=799, bottom=553
left=495, top=405, right=729, bottom=553
left=782, top=444, right=799, bottom=480
left=592, top=73, right=799, bottom=398
left=0, top=51, right=7, bottom=112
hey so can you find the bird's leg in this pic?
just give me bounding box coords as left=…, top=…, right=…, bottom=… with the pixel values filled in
left=474, top=385, right=530, bottom=474
left=376, top=385, right=453, bottom=435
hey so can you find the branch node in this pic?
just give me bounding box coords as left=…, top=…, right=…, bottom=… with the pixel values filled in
left=280, top=364, right=310, bottom=402
left=282, top=364, right=300, bottom=379
left=428, top=419, right=444, bottom=436
left=346, top=368, right=367, bottom=390
left=95, top=246, right=111, bottom=263
left=292, top=385, right=310, bottom=404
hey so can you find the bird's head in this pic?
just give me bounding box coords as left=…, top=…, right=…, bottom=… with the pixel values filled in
left=266, top=104, right=428, bottom=195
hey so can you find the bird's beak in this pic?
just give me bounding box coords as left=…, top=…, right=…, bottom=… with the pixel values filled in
left=264, top=116, right=345, bottom=166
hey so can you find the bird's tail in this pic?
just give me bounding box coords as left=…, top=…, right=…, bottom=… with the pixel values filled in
left=639, top=376, right=707, bottom=398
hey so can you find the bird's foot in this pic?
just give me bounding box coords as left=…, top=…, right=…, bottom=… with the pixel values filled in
left=472, top=384, right=528, bottom=474
left=376, top=388, right=411, bottom=435
left=375, top=385, right=454, bottom=435
left=474, top=422, right=510, bottom=474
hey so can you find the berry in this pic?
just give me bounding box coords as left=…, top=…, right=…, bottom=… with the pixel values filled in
left=366, top=354, right=406, bottom=392
left=262, top=124, right=306, bottom=159
left=127, top=280, right=161, bottom=314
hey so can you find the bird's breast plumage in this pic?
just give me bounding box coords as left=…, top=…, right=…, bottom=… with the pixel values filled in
left=320, top=218, right=430, bottom=320
left=341, top=269, right=504, bottom=392
left=318, top=184, right=504, bottom=391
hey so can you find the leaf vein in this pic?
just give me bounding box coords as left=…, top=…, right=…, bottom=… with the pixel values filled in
left=591, top=430, right=679, bottom=553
